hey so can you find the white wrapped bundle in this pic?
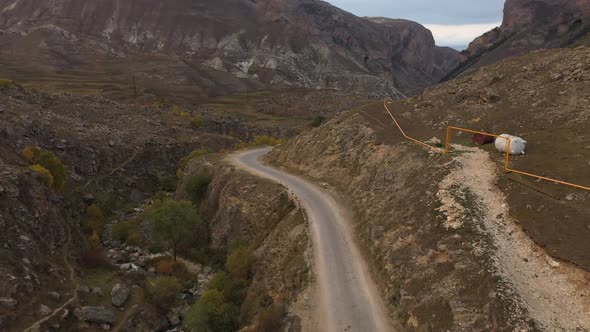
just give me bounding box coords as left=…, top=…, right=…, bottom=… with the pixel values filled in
left=495, top=134, right=527, bottom=155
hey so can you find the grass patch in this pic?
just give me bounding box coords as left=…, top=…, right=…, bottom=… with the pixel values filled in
left=180, top=149, right=212, bottom=169
left=0, top=78, right=11, bottom=89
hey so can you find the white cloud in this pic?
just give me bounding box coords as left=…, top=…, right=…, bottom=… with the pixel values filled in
left=424, top=22, right=501, bottom=49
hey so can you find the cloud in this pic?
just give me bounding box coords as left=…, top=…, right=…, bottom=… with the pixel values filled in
left=424, top=23, right=500, bottom=49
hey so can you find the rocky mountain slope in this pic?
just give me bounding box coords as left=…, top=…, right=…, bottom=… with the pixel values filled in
left=445, top=0, right=590, bottom=79
left=266, top=46, right=590, bottom=330
left=0, top=81, right=328, bottom=330
left=0, top=0, right=460, bottom=100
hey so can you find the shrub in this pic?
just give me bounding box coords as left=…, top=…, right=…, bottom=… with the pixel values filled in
left=207, top=271, right=245, bottom=305
left=146, top=276, right=181, bottom=310
left=79, top=249, right=111, bottom=268
left=180, top=149, right=212, bottom=169
left=159, top=176, right=178, bottom=192
left=172, top=105, right=191, bottom=118
left=29, top=164, right=55, bottom=187
left=23, top=147, right=66, bottom=190
left=226, top=243, right=256, bottom=281
left=157, top=259, right=174, bottom=275
left=148, top=199, right=200, bottom=261
left=112, top=221, right=143, bottom=245
left=190, top=115, right=205, bottom=129
left=86, top=204, right=106, bottom=235
left=0, top=79, right=11, bottom=89
left=186, top=175, right=211, bottom=204
left=126, top=231, right=144, bottom=246
left=88, top=230, right=101, bottom=249
left=252, top=305, right=285, bottom=332
left=310, top=115, right=326, bottom=128
left=22, top=146, right=39, bottom=163
left=184, top=289, right=239, bottom=332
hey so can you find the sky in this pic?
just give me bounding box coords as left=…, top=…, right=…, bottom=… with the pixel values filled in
left=328, top=0, right=505, bottom=50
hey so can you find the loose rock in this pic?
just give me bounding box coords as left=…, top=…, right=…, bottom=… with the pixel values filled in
left=111, top=283, right=130, bottom=307
left=74, top=306, right=115, bottom=324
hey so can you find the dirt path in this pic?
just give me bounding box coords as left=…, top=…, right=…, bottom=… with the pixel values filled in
left=437, top=146, right=590, bottom=330
left=231, top=148, right=393, bottom=332
left=22, top=223, right=78, bottom=332
left=76, top=149, right=139, bottom=191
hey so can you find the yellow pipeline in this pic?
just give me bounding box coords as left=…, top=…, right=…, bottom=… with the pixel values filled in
left=383, top=99, right=590, bottom=192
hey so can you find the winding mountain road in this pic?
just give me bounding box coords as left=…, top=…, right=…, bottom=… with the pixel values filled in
left=232, top=148, right=392, bottom=332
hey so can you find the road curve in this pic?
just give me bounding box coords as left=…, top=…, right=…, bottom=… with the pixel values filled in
left=231, top=147, right=392, bottom=332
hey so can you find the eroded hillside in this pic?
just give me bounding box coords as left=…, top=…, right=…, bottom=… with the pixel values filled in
left=266, top=46, right=590, bottom=330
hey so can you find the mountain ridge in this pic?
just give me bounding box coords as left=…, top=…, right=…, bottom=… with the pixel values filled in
left=0, top=0, right=461, bottom=100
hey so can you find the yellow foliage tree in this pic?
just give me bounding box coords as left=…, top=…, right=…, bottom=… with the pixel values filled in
left=88, top=230, right=100, bottom=249
left=87, top=204, right=106, bottom=234
left=29, top=164, right=55, bottom=188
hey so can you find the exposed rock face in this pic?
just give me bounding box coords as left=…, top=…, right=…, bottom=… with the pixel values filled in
left=73, top=306, right=115, bottom=324
left=0, top=0, right=460, bottom=98
left=445, top=0, right=590, bottom=79
left=177, top=155, right=312, bottom=325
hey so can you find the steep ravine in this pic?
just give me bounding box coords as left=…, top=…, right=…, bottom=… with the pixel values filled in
left=178, top=154, right=314, bottom=330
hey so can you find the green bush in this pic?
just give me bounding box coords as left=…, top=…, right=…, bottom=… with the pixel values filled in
left=112, top=221, right=144, bottom=245
left=190, top=115, right=205, bottom=129
left=310, top=115, right=326, bottom=128
left=186, top=174, right=211, bottom=204
left=148, top=199, right=200, bottom=261
left=159, top=176, right=178, bottom=192
left=207, top=271, right=246, bottom=305
left=146, top=276, right=181, bottom=310
left=184, top=289, right=239, bottom=332
left=180, top=149, right=212, bottom=169
left=226, top=243, right=256, bottom=281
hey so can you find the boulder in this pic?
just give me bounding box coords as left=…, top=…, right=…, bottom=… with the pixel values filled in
left=0, top=297, right=17, bottom=309
left=83, top=194, right=96, bottom=204
left=91, top=287, right=104, bottom=297
left=39, top=304, right=51, bottom=315
left=111, top=283, right=130, bottom=307
left=77, top=285, right=90, bottom=294
left=74, top=306, right=115, bottom=324
left=49, top=291, right=61, bottom=300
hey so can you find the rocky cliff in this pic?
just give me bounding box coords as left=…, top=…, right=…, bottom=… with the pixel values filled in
left=445, top=0, right=590, bottom=80
left=177, top=154, right=313, bottom=330
left=0, top=0, right=461, bottom=99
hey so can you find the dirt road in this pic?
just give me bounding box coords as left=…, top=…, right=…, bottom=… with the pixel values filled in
left=232, top=148, right=392, bottom=332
